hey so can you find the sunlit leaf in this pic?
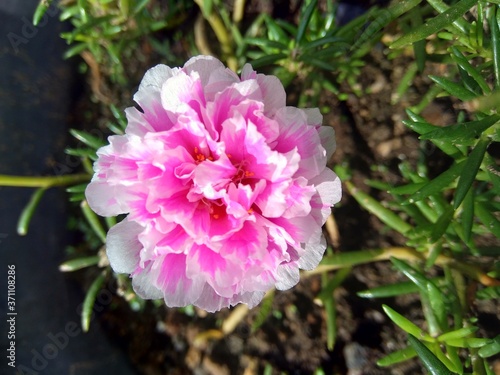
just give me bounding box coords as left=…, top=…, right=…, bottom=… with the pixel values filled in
left=437, top=326, right=478, bottom=342
left=383, top=305, right=433, bottom=342
left=478, top=336, right=500, bottom=358
left=377, top=346, right=417, bottom=366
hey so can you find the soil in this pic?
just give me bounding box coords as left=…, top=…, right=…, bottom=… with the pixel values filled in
left=66, top=3, right=500, bottom=375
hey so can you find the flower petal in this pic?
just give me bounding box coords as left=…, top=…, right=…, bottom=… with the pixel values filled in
left=106, top=218, right=144, bottom=274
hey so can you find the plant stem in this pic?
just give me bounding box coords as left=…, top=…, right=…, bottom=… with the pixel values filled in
left=313, top=246, right=500, bottom=287
left=0, top=173, right=91, bottom=188
left=193, top=0, right=238, bottom=72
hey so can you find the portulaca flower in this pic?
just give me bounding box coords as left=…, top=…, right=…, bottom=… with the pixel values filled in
left=85, top=56, right=341, bottom=312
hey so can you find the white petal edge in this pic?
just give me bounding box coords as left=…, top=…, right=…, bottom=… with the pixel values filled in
left=106, top=218, right=144, bottom=274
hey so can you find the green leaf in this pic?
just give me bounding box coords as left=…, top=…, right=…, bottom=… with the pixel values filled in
left=318, top=269, right=350, bottom=351
left=454, top=138, right=489, bottom=209
left=81, top=273, right=106, bottom=332
left=63, top=43, right=88, bottom=59
left=403, top=116, right=462, bottom=157
left=59, top=5, right=79, bottom=21
left=33, top=0, right=52, bottom=26
left=461, top=187, right=474, bottom=242
left=475, top=201, right=500, bottom=239
left=132, top=0, right=150, bottom=14
left=264, top=16, right=289, bottom=42
left=478, top=336, right=500, bottom=358
left=300, top=56, right=336, bottom=71
left=65, top=15, right=116, bottom=43
left=66, top=183, right=88, bottom=193
left=251, top=290, right=274, bottom=333
left=17, top=188, right=47, bottom=236
left=245, top=37, right=288, bottom=51
left=352, top=0, right=423, bottom=51
left=346, top=181, right=412, bottom=233
left=445, top=337, right=490, bottom=348
left=426, top=282, right=447, bottom=331
left=490, top=7, right=500, bottom=88
left=248, top=53, right=287, bottom=68
left=318, top=267, right=351, bottom=301
left=408, top=335, right=456, bottom=375
left=404, top=161, right=465, bottom=204
left=426, top=0, right=470, bottom=33
left=296, top=0, right=318, bottom=45
left=411, top=7, right=426, bottom=72
left=392, top=62, right=419, bottom=104
left=358, top=278, right=444, bottom=298
left=65, top=147, right=97, bottom=160
left=450, top=46, right=491, bottom=94
left=420, top=114, right=500, bottom=143
left=425, top=241, right=443, bottom=269
left=323, top=295, right=336, bottom=351
left=428, top=75, right=477, bottom=101
left=70, top=129, right=106, bottom=149
left=377, top=346, right=417, bottom=366
left=390, top=257, right=432, bottom=292
left=389, top=182, right=427, bottom=195
left=390, top=0, right=477, bottom=49
left=383, top=305, right=433, bottom=342
left=437, top=326, right=478, bottom=342
left=59, top=256, right=100, bottom=272
left=321, top=249, right=384, bottom=267
left=302, top=36, right=349, bottom=51
left=81, top=200, right=107, bottom=243
left=429, top=205, right=454, bottom=242
left=477, top=286, right=500, bottom=300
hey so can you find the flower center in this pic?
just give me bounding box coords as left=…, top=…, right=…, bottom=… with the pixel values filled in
left=193, top=147, right=213, bottom=164
left=200, top=198, right=225, bottom=220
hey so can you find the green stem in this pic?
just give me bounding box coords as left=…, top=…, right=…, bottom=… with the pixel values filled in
left=0, top=173, right=91, bottom=188
left=194, top=0, right=237, bottom=72
left=311, top=246, right=500, bottom=287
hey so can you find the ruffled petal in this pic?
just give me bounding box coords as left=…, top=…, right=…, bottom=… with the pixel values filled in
left=106, top=219, right=144, bottom=274
left=85, top=55, right=342, bottom=312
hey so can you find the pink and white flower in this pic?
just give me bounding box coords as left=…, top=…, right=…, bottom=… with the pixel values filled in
left=85, top=56, right=341, bottom=312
